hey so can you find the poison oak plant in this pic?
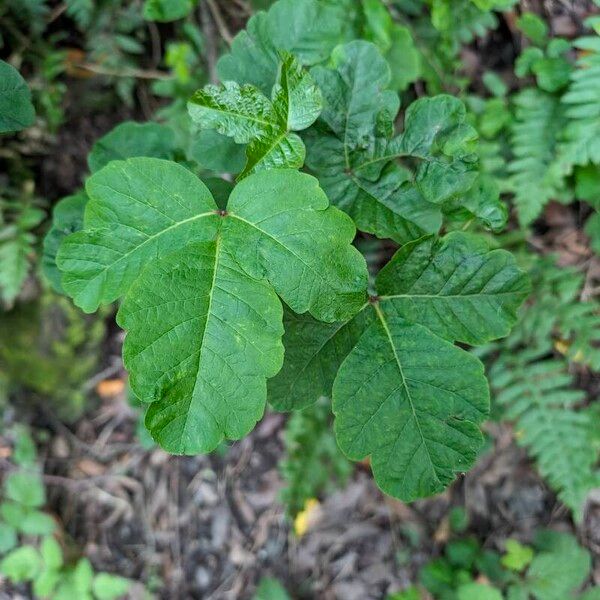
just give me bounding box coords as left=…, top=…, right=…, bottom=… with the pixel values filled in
left=48, top=0, right=531, bottom=503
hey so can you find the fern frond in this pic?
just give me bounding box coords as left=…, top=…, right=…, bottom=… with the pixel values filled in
left=279, top=399, right=351, bottom=518
left=65, top=0, right=94, bottom=29
left=508, top=89, right=566, bottom=226
left=558, top=33, right=600, bottom=170
left=490, top=350, right=599, bottom=518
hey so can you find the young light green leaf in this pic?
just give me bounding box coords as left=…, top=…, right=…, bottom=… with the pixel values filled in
left=0, top=523, right=17, bottom=554
left=333, top=312, right=489, bottom=502
left=42, top=192, right=88, bottom=293
left=5, top=472, right=45, bottom=507
left=222, top=169, right=368, bottom=322
left=87, top=121, right=177, bottom=173
left=0, top=60, right=35, bottom=133
left=118, top=242, right=284, bottom=453
left=20, top=511, right=56, bottom=536
left=527, top=531, right=591, bottom=600
left=189, top=53, right=321, bottom=178
left=376, top=233, right=531, bottom=345
left=272, top=51, right=323, bottom=130
left=0, top=546, right=42, bottom=583
left=268, top=309, right=372, bottom=411
left=57, top=158, right=220, bottom=312
left=92, top=573, right=131, bottom=600
left=189, top=82, right=276, bottom=145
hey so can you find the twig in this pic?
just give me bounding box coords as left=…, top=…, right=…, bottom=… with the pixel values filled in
left=206, top=0, right=233, bottom=45
left=75, top=62, right=171, bottom=80
left=200, top=1, right=218, bottom=83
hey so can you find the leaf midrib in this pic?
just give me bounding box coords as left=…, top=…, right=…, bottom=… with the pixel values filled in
left=184, top=235, right=222, bottom=444
left=373, top=304, right=441, bottom=487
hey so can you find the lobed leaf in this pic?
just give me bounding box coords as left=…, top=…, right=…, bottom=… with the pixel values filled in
left=333, top=312, right=489, bottom=502
left=57, top=158, right=220, bottom=312
left=58, top=161, right=369, bottom=451
left=376, top=233, right=531, bottom=345
left=222, top=169, right=368, bottom=322
left=118, top=242, right=284, bottom=453
left=307, top=42, right=480, bottom=243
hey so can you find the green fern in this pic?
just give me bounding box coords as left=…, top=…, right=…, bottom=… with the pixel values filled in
left=483, top=257, right=600, bottom=519
left=558, top=20, right=600, bottom=171
left=489, top=349, right=599, bottom=518
left=279, top=399, right=351, bottom=518
left=65, top=0, right=93, bottom=29
left=508, top=88, right=566, bottom=226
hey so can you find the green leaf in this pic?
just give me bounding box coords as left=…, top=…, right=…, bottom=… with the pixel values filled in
left=42, top=192, right=88, bottom=293
left=189, top=129, right=246, bottom=174
left=57, top=158, right=220, bottom=313
left=13, top=427, right=37, bottom=466
left=362, top=0, right=420, bottom=91
left=4, top=471, right=45, bottom=507
left=0, top=60, right=35, bottom=133
left=33, top=568, right=61, bottom=598
left=40, top=537, right=63, bottom=570
left=376, top=233, right=531, bottom=345
left=516, top=12, right=548, bottom=46
left=268, top=309, right=372, bottom=411
left=87, top=121, right=177, bottom=173
left=0, top=523, right=17, bottom=554
left=0, top=545, right=41, bottom=583
left=308, top=42, right=479, bottom=242
left=502, top=539, right=534, bottom=572
left=253, top=577, right=291, bottom=600
left=508, top=88, right=566, bottom=226
left=72, top=558, right=94, bottom=594
left=217, top=0, right=352, bottom=95
left=306, top=42, right=442, bottom=243
left=458, top=583, right=503, bottom=600
left=527, top=531, right=591, bottom=600
left=71, top=164, right=368, bottom=452
left=557, top=35, right=600, bottom=170
left=0, top=227, right=38, bottom=306
left=333, top=310, right=489, bottom=502
left=220, top=169, right=368, bottom=321
left=386, top=26, right=421, bottom=92
left=59, top=160, right=367, bottom=317
left=189, top=52, right=321, bottom=178
left=143, top=0, right=195, bottom=22
left=0, top=502, right=27, bottom=528
left=92, top=573, right=130, bottom=600
left=119, top=242, right=284, bottom=453
left=20, top=510, right=56, bottom=536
